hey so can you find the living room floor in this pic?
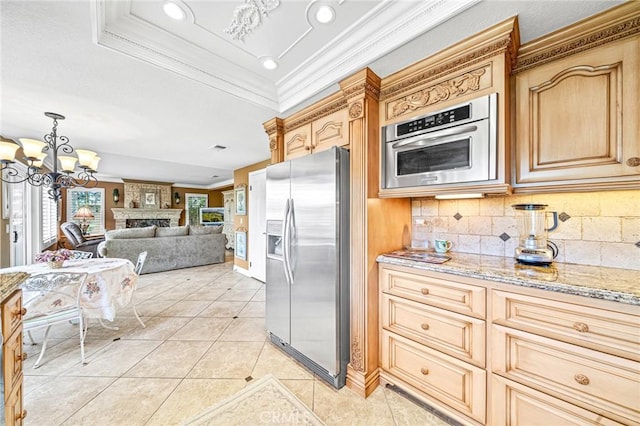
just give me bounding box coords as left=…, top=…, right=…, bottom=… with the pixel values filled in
left=22, top=258, right=447, bottom=425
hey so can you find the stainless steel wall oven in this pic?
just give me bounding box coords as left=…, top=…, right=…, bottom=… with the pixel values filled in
left=382, top=93, right=498, bottom=189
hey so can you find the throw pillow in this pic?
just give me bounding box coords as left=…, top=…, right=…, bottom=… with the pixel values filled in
left=189, top=225, right=223, bottom=235
left=156, top=226, right=189, bottom=237
left=106, top=226, right=156, bottom=240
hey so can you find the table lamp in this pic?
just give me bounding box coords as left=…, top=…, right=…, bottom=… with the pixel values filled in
left=73, top=206, right=95, bottom=235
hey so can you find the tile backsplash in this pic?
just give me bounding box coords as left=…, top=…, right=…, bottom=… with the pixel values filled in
left=411, top=190, right=640, bottom=270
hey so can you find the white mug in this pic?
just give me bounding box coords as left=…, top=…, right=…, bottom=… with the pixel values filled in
left=434, top=239, right=453, bottom=253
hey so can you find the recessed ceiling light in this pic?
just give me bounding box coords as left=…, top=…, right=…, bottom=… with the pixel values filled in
left=163, top=2, right=186, bottom=20
left=261, top=57, right=278, bottom=70
left=316, top=5, right=335, bottom=24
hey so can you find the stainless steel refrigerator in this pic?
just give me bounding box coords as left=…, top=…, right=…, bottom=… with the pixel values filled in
left=265, top=146, right=350, bottom=389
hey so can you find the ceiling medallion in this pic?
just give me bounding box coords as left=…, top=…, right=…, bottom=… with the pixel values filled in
left=224, top=0, right=280, bottom=42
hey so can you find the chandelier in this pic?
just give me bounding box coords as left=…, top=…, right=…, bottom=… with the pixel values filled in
left=0, top=112, right=100, bottom=201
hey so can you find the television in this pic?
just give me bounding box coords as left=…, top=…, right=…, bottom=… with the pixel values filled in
left=199, top=207, right=224, bottom=226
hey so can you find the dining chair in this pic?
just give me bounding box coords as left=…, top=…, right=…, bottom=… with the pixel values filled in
left=69, top=250, right=93, bottom=260
left=131, top=251, right=148, bottom=328
left=21, top=272, right=89, bottom=368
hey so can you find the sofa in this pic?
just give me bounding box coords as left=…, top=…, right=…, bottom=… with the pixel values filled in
left=97, top=225, right=226, bottom=274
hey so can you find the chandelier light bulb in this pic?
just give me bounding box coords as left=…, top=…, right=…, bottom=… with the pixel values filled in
left=75, top=149, right=98, bottom=168
left=58, top=156, right=78, bottom=173
left=0, top=141, right=19, bottom=162
left=18, top=138, right=46, bottom=158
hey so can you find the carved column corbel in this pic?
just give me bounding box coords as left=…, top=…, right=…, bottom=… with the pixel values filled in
left=262, top=117, right=284, bottom=164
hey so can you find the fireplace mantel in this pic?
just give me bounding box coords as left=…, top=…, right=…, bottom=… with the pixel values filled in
left=112, top=208, right=182, bottom=229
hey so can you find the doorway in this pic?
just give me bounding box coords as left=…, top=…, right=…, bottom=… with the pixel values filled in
left=248, top=169, right=266, bottom=282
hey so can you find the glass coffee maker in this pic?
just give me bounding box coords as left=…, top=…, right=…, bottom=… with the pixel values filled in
left=512, top=204, right=558, bottom=265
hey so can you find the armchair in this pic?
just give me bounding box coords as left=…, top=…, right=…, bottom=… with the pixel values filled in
left=60, top=222, right=104, bottom=257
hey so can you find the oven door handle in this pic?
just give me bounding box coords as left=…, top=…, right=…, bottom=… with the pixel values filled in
left=391, top=125, right=478, bottom=149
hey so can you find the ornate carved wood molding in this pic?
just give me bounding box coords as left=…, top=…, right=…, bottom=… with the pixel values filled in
left=387, top=67, right=488, bottom=120
left=263, top=117, right=284, bottom=164
left=515, top=2, right=640, bottom=73
left=380, top=17, right=519, bottom=101
left=283, top=98, right=347, bottom=132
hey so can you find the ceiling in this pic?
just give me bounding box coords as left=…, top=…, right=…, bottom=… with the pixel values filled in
left=0, top=0, right=620, bottom=188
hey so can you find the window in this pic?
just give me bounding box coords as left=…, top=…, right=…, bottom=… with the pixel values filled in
left=66, top=188, right=105, bottom=235
left=41, top=188, right=57, bottom=248
left=185, top=193, right=208, bottom=226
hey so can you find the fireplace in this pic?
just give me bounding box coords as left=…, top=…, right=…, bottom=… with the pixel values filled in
left=126, top=219, right=170, bottom=228
left=112, top=208, right=182, bottom=229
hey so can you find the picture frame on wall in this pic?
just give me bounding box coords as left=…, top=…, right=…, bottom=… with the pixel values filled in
left=235, top=230, right=247, bottom=260
left=235, top=185, right=246, bottom=215
left=141, top=189, right=160, bottom=209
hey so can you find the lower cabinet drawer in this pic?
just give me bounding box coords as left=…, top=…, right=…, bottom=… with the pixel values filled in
left=381, top=293, right=485, bottom=366
left=491, top=375, right=625, bottom=426
left=3, top=327, right=24, bottom=397
left=492, top=325, right=640, bottom=424
left=381, top=330, right=486, bottom=423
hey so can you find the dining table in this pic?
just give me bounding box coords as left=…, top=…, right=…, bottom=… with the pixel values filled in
left=0, top=257, right=139, bottom=322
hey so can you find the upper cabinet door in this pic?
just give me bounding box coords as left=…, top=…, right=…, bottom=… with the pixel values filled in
left=284, top=123, right=312, bottom=161
left=514, top=36, right=640, bottom=190
left=311, top=109, right=349, bottom=154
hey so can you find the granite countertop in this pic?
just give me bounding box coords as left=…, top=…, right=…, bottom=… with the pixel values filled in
left=0, top=272, right=30, bottom=302
left=377, top=251, right=640, bottom=306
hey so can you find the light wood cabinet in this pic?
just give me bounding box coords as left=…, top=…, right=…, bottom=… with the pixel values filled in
left=379, top=263, right=639, bottom=426
left=379, top=264, right=487, bottom=425
left=513, top=4, right=640, bottom=192
left=492, top=375, right=626, bottom=426
left=491, top=289, right=640, bottom=426
left=1, top=289, right=26, bottom=425
left=310, top=109, right=349, bottom=154
left=283, top=109, right=349, bottom=161
left=283, top=123, right=312, bottom=161
left=221, top=190, right=234, bottom=250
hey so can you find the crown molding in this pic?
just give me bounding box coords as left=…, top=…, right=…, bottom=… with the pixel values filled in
left=91, top=0, right=479, bottom=114
left=92, top=0, right=279, bottom=110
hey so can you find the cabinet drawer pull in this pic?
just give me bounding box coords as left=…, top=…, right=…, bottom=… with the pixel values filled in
left=420, top=323, right=430, bottom=330
left=626, top=157, right=640, bottom=167
left=17, top=409, right=27, bottom=420
left=17, top=353, right=27, bottom=362
left=420, top=288, right=429, bottom=295
left=574, top=374, right=590, bottom=385
left=573, top=322, right=589, bottom=332
left=420, top=368, right=429, bottom=375
left=304, top=145, right=311, bottom=151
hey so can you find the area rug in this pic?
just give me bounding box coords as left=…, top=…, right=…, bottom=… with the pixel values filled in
left=183, top=375, right=325, bottom=426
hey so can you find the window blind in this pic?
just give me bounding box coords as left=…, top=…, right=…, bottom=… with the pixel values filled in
left=41, top=188, right=57, bottom=247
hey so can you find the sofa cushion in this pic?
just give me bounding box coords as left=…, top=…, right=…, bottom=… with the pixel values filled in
left=189, top=225, right=223, bottom=235
left=156, top=226, right=189, bottom=237
left=106, top=226, right=156, bottom=240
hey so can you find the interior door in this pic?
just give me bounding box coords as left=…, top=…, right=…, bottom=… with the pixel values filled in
left=248, top=169, right=266, bottom=282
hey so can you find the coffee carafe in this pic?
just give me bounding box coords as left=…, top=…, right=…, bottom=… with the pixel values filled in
left=512, top=204, right=558, bottom=265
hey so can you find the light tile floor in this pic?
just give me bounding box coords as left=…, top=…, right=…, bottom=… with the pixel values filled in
left=22, top=259, right=449, bottom=425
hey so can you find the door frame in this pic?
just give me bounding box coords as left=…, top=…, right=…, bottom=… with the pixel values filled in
left=248, top=168, right=267, bottom=282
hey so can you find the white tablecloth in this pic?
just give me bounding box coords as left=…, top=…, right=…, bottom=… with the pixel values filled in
left=1, top=258, right=138, bottom=321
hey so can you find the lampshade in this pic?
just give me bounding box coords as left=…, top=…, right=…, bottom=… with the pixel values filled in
left=73, top=206, right=94, bottom=219
left=19, top=138, right=46, bottom=158
left=0, top=141, right=19, bottom=162
left=88, top=155, right=100, bottom=171
left=31, top=152, right=48, bottom=168
left=75, top=149, right=97, bottom=168
left=58, top=156, right=78, bottom=172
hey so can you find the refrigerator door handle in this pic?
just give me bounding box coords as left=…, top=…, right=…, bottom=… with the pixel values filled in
left=282, top=198, right=293, bottom=285
left=288, top=199, right=296, bottom=281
